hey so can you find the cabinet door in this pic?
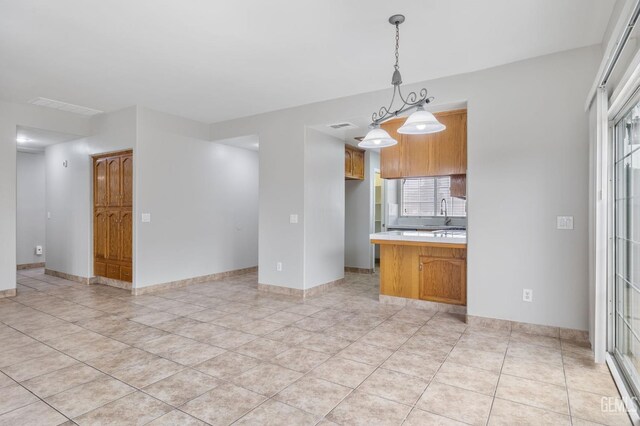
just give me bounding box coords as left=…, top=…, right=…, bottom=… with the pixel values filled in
left=450, top=174, right=466, bottom=198
left=345, top=148, right=353, bottom=178
left=121, top=154, right=133, bottom=207
left=94, top=211, right=108, bottom=261
left=106, top=263, right=121, bottom=280
left=419, top=256, right=466, bottom=305
left=94, top=210, right=108, bottom=277
left=107, top=157, right=122, bottom=207
left=404, top=110, right=467, bottom=176
left=120, top=210, right=132, bottom=264
left=380, top=119, right=404, bottom=178
left=94, top=159, right=108, bottom=207
left=106, top=210, right=121, bottom=261
left=352, top=150, right=364, bottom=179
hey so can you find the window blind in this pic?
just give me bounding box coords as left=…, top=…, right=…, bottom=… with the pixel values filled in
left=401, top=177, right=466, bottom=217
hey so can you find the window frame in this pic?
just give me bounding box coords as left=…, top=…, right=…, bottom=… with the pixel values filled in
left=399, top=176, right=466, bottom=218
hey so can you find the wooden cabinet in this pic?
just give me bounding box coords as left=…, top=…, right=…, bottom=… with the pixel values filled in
left=419, top=255, right=466, bottom=305
left=450, top=174, right=466, bottom=199
left=345, top=145, right=365, bottom=180
left=93, top=150, right=133, bottom=282
left=375, top=241, right=466, bottom=306
left=381, top=109, right=467, bottom=178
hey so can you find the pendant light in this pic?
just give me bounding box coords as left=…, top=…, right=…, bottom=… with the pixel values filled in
left=358, top=125, right=397, bottom=149
left=359, top=14, right=445, bottom=149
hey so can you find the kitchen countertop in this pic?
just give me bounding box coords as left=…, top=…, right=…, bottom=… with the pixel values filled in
left=370, top=230, right=467, bottom=246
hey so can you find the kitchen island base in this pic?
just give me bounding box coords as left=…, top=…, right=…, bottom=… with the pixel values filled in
left=371, top=235, right=467, bottom=307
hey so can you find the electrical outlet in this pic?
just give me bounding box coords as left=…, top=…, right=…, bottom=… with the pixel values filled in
left=523, top=289, right=533, bottom=302
left=276, top=262, right=283, bottom=272
left=35, top=245, right=43, bottom=255
left=289, top=214, right=298, bottom=224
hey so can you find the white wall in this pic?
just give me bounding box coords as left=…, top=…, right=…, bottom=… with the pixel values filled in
left=45, top=138, right=92, bottom=277
left=16, top=152, right=46, bottom=265
left=45, top=107, right=137, bottom=279
left=212, top=45, right=601, bottom=330
left=135, top=107, right=258, bottom=289
left=345, top=150, right=378, bottom=270
left=304, top=128, right=344, bottom=288
left=0, top=100, right=90, bottom=293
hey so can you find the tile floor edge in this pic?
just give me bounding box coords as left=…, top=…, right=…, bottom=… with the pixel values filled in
left=131, top=266, right=258, bottom=295
left=258, top=278, right=346, bottom=299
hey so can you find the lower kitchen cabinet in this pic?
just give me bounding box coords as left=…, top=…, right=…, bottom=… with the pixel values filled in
left=419, top=256, right=466, bottom=305
left=376, top=242, right=467, bottom=306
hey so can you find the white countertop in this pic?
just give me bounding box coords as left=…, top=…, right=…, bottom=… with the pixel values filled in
left=370, top=230, right=467, bottom=245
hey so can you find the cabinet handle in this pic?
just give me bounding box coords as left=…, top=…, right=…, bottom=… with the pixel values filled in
left=419, top=263, right=423, bottom=271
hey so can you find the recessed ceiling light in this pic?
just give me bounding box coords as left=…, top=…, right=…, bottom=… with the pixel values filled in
left=16, top=137, right=31, bottom=143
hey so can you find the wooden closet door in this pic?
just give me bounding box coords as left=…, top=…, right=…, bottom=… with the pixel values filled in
left=107, top=157, right=122, bottom=207
left=121, top=154, right=133, bottom=207
left=94, top=159, right=108, bottom=207
left=93, top=150, right=132, bottom=283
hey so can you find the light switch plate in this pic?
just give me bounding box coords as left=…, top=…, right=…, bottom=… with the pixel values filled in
left=290, top=214, right=299, bottom=224
left=557, top=216, right=574, bottom=230
left=141, top=213, right=151, bottom=223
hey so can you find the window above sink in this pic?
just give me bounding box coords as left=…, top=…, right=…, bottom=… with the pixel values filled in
left=400, top=176, right=467, bottom=217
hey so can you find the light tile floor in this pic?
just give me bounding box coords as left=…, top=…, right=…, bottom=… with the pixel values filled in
left=0, top=268, right=631, bottom=425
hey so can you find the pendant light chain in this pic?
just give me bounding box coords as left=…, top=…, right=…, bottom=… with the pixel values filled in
left=394, top=23, right=400, bottom=70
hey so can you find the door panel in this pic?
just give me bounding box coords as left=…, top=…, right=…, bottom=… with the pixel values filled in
left=419, top=256, right=466, bottom=305
left=121, top=154, right=133, bottom=207
left=352, top=150, right=364, bottom=179
left=94, top=159, right=108, bottom=207
left=613, top=103, right=640, bottom=398
left=106, top=211, right=120, bottom=261
left=107, top=157, right=121, bottom=207
left=107, top=264, right=121, bottom=280
left=344, top=149, right=353, bottom=178
left=120, top=211, right=132, bottom=263
left=94, top=211, right=107, bottom=261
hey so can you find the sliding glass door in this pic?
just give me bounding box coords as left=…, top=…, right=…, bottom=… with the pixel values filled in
left=613, top=101, right=640, bottom=396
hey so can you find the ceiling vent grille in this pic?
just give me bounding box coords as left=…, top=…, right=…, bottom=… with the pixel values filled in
left=29, top=97, right=103, bottom=116
left=328, top=122, right=357, bottom=130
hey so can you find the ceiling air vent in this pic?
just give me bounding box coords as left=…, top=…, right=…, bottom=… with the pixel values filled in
left=29, top=97, right=103, bottom=116
left=327, top=122, right=357, bottom=130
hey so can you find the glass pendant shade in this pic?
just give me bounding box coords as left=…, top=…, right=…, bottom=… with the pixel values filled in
left=397, top=109, right=446, bottom=134
left=358, top=127, right=398, bottom=149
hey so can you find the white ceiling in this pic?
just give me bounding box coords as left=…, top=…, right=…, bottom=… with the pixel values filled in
left=0, top=0, right=615, bottom=124
left=16, top=126, right=82, bottom=152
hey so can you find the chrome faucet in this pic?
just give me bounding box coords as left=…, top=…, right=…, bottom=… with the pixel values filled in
left=440, top=198, right=452, bottom=225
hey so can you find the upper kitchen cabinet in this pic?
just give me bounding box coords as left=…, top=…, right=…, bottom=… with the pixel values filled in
left=380, top=109, right=467, bottom=178
left=345, top=144, right=365, bottom=180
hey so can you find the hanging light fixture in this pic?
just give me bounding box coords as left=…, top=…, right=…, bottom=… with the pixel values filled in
left=359, top=14, right=445, bottom=149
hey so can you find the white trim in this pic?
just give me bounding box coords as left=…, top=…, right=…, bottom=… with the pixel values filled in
left=594, top=88, right=610, bottom=364
left=609, top=47, right=640, bottom=119
left=586, top=0, right=640, bottom=110
left=606, top=353, right=640, bottom=425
